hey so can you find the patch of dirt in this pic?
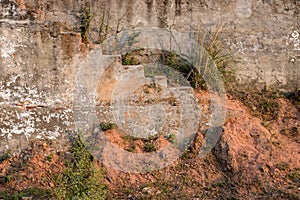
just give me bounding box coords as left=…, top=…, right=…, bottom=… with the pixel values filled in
left=213, top=95, right=300, bottom=199
left=101, top=90, right=300, bottom=199
left=104, top=128, right=171, bottom=153
left=231, top=88, right=280, bottom=121
left=0, top=141, right=65, bottom=192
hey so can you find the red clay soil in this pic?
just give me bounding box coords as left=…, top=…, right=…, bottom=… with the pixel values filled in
left=0, top=90, right=299, bottom=199
left=0, top=141, right=64, bottom=192
left=104, top=91, right=300, bottom=199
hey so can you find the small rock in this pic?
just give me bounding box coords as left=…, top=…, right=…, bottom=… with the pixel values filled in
left=42, top=143, right=48, bottom=150
left=49, top=182, right=55, bottom=187
left=142, top=187, right=152, bottom=195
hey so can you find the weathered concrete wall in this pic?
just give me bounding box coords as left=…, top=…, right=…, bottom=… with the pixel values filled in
left=0, top=0, right=299, bottom=152
left=0, top=21, right=79, bottom=152
left=2, top=0, right=299, bottom=89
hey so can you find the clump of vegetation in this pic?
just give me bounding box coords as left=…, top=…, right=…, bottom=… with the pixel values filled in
left=125, top=145, right=136, bottom=152
left=4, top=175, right=11, bottom=183
left=98, top=8, right=110, bottom=44
left=276, top=162, right=290, bottom=171
left=280, top=126, right=299, bottom=137
left=0, top=152, right=10, bottom=164
left=122, top=53, right=140, bottom=65
left=160, top=25, right=232, bottom=90
left=283, top=89, right=300, bottom=111
left=211, top=181, right=226, bottom=188
left=100, top=122, right=117, bottom=131
left=180, top=147, right=193, bottom=159
left=98, top=6, right=128, bottom=43
left=121, top=134, right=139, bottom=141
left=80, top=3, right=93, bottom=43
left=233, top=87, right=280, bottom=121
left=168, top=133, right=176, bottom=143
left=144, top=142, right=156, bottom=152
left=288, top=168, right=300, bottom=183
left=45, top=153, right=53, bottom=162
left=0, top=188, right=52, bottom=200
left=53, top=135, right=108, bottom=200
left=159, top=50, right=198, bottom=88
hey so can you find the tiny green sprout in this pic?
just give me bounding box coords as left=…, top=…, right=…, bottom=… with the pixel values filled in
left=168, top=133, right=176, bottom=143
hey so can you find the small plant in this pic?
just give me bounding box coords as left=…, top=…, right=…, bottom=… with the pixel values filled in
left=100, top=122, right=117, bottom=131
left=181, top=147, right=193, bottom=159
left=241, top=152, right=248, bottom=158
left=144, top=142, right=156, bottom=152
left=80, top=3, right=93, bottom=43
left=233, top=88, right=280, bottom=121
left=288, top=168, right=300, bottom=183
left=160, top=25, right=232, bottom=90
left=122, top=54, right=140, bottom=65
left=211, top=181, right=226, bottom=188
left=121, top=134, right=139, bottom=141
left=46, top=153, right=53, bottom=162
left=4, top=175, right=11, bottom=183
left=161, top=50, right=199, bottom=87
left=283, top=89, right=300, bottom=110
left=0, top=152, right=10, bottom=164
left=126, top=145, right=136, bottom=152
left=168, top=133, right=176, bottom=143
left=98, top=8, right=110, bottom=44
left=276, top=162, right=290, bottom=171
left=0, top=188, right=52, bottom=200
left=53, top=135, right=108, bottom=199
left=260, top=100, right=279, bottom=115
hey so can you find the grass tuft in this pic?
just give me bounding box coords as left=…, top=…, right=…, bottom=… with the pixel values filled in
left=99, top=122, right=117, bottom=131
left=53, top=134, right=108, bottom=200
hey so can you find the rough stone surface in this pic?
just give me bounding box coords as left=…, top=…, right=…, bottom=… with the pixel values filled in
left=96, top=63, right=200, bottom=139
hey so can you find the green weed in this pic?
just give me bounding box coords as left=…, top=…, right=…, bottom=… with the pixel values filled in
left=283, top=90, right=300, bottom=111
left=276, top=163, right=290, bottom=171
left=212, top=181, right=226, bottom=188
left=0, top=152, right=10, bottom=164
left=126, top=145, right=136, bottom=152
left=99, top=122, right=117, bottom=131
left=53, top=135, right=108, bottom=200
left=159, top=25, right=232, bottom=90
left=168, top=134, right=176, bottom=143
left=144, top=142, right=156, bottom=152
left=122, top=54, right=140, bottom=65
left=46, top=153, right=53, bottom=162
left=81, top=3, right=93, bottom=43
left=0, top=188, right=52, bottom=200
left=233, top=88, right=280, bottom=121
left=288, top=169, right=300, bottom=183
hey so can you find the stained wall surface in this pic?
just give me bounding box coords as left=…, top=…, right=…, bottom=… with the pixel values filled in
left=0, top=0, right=299, bottom=152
